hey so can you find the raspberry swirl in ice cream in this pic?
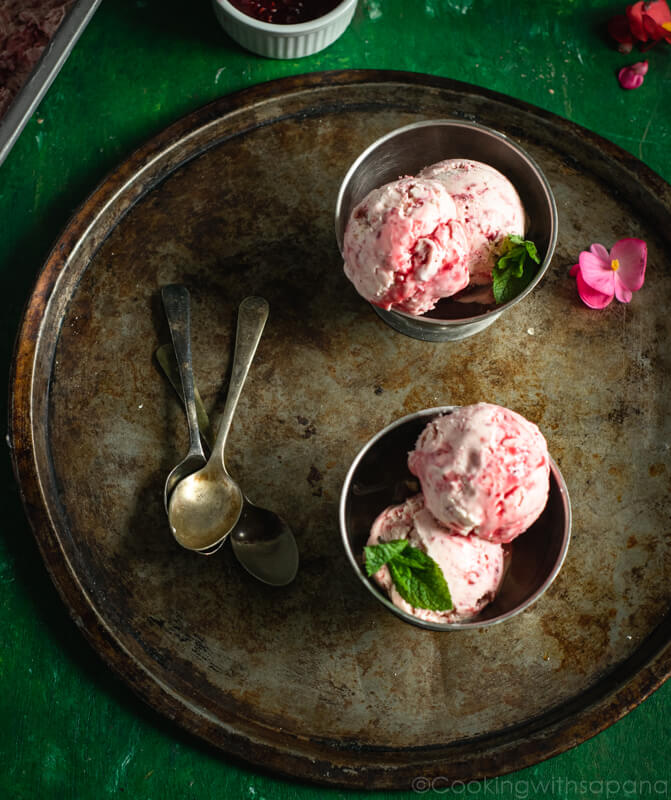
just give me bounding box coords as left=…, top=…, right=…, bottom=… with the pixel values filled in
left=408, top=403, right=550, bottom=544
left=367, top=494, right=506, bottom=623
left=343, top=177, right=470, bottom=315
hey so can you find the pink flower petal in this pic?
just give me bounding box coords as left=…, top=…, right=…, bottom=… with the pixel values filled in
left=589, top=243, right=610, bottom=262
left=648, top=0, right=671, bottom=24
left=575, top=268, right=614, bottom=309
left=578, top=251, right=616, bottom=295
left=618, top=62, right=649, bottom=90
left=644, top=0, right=671, bottom=33
left=627, top=1, right=650, bottom=41
left=642, top=15, right=667, bottom=40
left=579, top=250, right=609, bottom=271
left=610, top=238, right=647, bottom=291
left=614, top=280, right=633, bottom=303
left=569, top=263, right=579, bottom=277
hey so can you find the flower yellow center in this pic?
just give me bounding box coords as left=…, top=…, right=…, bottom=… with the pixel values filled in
left=663, top=22, right=671, bottom=31
left=611, top=258, right=620, bottom=271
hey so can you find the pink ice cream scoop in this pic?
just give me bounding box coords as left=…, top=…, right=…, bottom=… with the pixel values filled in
left=418, top=159, right=526, bottom=288
left=367, top=494, right=506, bottom=623
left=408, top=404, right=550, bottom=544
left=343, top=176, right=470, bottom=315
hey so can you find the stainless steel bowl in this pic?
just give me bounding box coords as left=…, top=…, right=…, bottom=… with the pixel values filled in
left=339, top=407, right=571, bottom=631
left=334, top=120, right=558, bottom=342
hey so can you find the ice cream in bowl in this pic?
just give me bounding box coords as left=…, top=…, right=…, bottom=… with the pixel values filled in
left=339, top=405, right=571, bottom=630
left=334, top=120, right=558, bottom=341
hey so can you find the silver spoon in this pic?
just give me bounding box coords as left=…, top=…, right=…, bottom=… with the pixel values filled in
left=163, top=295, right=299, bottom=585
left=157, top=342, right=300, bottom=581
left=161, top=284, right=207, bottom=520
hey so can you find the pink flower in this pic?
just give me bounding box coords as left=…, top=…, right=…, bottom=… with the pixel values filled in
left=618, top=60, right=649, bottom=88
left=608, top=1, right=671, bottom=50
left=627, top=0, right=671, bottom=43
left=569, top=239, right=647, bottom=309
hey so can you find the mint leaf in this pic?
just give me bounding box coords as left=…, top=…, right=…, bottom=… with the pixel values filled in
left=365, top=540, right=453, bottom=611
left=492, top=235, right=541, bottom=305
left=389, top=551, right=453, bottom=611
left=364, top=539, right=409, bottom=576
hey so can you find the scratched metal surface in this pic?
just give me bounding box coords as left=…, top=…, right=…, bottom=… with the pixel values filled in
left=10, top=72, right=671, bottom=789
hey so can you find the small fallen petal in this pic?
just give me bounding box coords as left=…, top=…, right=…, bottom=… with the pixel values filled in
left=618, top=61, right=649, bottom=90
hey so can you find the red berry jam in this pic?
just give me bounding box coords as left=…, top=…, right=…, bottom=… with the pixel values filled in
left=229, top=0, right=342, bottom=25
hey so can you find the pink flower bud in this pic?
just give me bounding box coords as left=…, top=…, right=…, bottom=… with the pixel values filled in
left=618, top=60, right=649, bottom=89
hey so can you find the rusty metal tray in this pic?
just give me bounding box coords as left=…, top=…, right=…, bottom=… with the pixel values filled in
left=9, top=71, right=671, bottom=790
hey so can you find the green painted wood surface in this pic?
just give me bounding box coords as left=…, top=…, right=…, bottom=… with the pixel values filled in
left=1, top=0, right=670, bottom=797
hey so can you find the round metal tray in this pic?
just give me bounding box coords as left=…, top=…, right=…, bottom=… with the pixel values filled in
left=9, top=70, right=671, bottom=789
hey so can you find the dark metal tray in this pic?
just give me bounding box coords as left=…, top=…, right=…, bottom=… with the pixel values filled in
left=9, top=70, right=671, bottom=790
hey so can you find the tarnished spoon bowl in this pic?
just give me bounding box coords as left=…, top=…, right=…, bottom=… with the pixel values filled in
left=231, top=501, right=298, bottom=586
left=167, top=465, right=244, bottom=552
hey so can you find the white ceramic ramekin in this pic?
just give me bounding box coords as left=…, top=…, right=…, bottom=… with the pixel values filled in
left=212, top=0, right=358, bottom=59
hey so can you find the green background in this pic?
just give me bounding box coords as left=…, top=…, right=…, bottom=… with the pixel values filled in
left=2, top=1, right=670, bottom=797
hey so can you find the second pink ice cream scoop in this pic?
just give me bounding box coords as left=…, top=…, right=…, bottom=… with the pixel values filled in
left=419, top=158, right=526, bottom=288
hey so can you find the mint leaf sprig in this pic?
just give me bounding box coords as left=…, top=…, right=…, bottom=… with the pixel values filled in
left=492, top=234, right=541, bottom=305
left=364, top=539, right=453, bottom=612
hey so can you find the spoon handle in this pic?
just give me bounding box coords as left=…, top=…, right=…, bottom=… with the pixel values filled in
left=155, top=343, right=214, bottom=449
left=161, top=285, right=205, bottom=461
left=211, top=296, right=269, bottom=471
